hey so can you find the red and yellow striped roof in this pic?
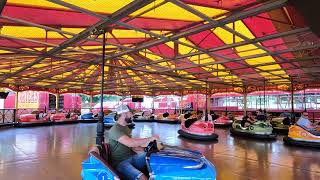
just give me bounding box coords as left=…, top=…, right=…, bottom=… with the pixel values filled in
left=0, top=0, right=318, bottom=95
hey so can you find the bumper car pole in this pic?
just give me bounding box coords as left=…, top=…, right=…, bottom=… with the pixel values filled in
left=96, top=30, right=106, bottom=145
left=290, top=77, right=295, bottom=124
left=89, top=94, right=93, bottom=113
left=263, top=80, right=266, bottom=110
left=225, top=88, right=228, bottom=115
left=244, top=87, right=247, bottom=116
left=303, top=84, right=307, bottom=113
left=205, top=82, right=209, bottom=121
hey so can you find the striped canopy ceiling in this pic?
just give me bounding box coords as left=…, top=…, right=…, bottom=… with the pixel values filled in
left=0, top=0, right=319, bottom=95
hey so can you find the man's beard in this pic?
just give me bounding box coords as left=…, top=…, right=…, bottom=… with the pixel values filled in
left=125, top=117, right=133, bottom=124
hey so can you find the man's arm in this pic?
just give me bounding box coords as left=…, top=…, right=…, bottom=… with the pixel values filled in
left=118, top=135, right=158, bottom=148
left=132, top=146, right=145, bottom=153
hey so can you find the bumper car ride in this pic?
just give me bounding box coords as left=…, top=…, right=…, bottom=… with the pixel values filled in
left=16, top=114, right=52, bottom=127
left=51, top=113, right=79, bottom=125
left=270, top=117, right=289, bottom=134
left=80, top=112, right=98, bottom=123
left=283, top=125, right=320, bottom=148
left=230, top=120, right=276, bottom=139
left=214, top=116, right=233, bottom=127
left=178, top=118, right=218, bottom=141
left=156, top=113, right=180, bottom=124
left=133, top=112, right=156, bottom=122
left=81, top=141, right=216, bottom=180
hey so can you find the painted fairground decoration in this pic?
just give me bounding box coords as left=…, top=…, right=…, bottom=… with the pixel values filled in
left=211, top=87, right=243, bottom=94
left=3, top=91, right=81, bottom=110
left=17, top=91, right=40, bottom=109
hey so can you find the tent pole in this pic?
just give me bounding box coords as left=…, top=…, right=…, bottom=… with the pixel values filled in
left=243, top=86, right=247, bottom=116
left=290, top=77, right=295, bottom=123
left=180, top=94, right=182, bottom=114
left=264, top=80, right=266, bottom=110
left=15, top=91, right=19, bottom=110
left=96, top=31, right=106, bottom=145
left=303, top=84, right=307, bottom=112
left=89, top=94, right=93, bottom=112
left=56, top=92, right=60, bottom=111
left=0, top=0, right=6, bottom=15
left=225, top=88, right=228, bottom=115
left=259, top=92, right=261, bottom=110
left=205, top=83, right=209, bottom=121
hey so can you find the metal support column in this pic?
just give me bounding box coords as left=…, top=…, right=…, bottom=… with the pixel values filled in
left=303, top=85, right=307, bottom=112
left=263, top=80, right=266, bottom=110
left=152, top=95, right=155, bottom=114
left=225, top=89, right=228, bottom=114
left=290, top=77, right=295, bottom=123
left=15, top=91, right=19, bottom=109
left=180, top=95, right=183, bottom=114
left=259, top=93, right=262, bottom=110
left=0, top=0, right=7, bottom=15
left=96, top=32, right=106, bottom=145
left=89, top=94, right=93, bottom=112
left=205, top=83, right=209, bottom=121
left=244, top=87, right=247, bottom=116
left=207, top=93, right=211, bottom=116
left=56, top=92, right=60, bottom=110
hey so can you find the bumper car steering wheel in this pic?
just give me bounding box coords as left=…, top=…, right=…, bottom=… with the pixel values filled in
left=144, top=140, right=159, bottom=156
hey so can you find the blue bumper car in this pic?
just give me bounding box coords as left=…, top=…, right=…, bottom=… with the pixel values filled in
left=79, top=112, right=98, bottom=123
left=103, top=112, right=135, bottom=128
left=81, top=141, right=216, bottom=180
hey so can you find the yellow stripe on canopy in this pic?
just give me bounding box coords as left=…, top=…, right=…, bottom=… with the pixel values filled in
left=1, top=26, right=70, bottom=38
left=7, top=0, right=132, bottom=14
left=8, top=0, right=226, bottom=21
left=213, top=20, right=288, bottom=80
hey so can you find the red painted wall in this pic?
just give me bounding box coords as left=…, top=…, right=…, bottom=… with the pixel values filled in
left=63, top=93, right=81, bottom=109
left=4, top=92, right=15, bottom=109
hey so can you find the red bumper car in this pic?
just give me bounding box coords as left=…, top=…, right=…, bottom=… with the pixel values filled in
left=214, top=115, right=233, bottom=127
left=16, top=112, right=52, bottom=127
left=178, top=117, right=218, bottom=141
left=51, top=112, right=79, bottom=125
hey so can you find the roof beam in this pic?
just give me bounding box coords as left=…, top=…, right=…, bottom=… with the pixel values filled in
left=0, top=16, right=130, bottom=50
left=104, top=0, right=288, bottom=60
left=0, top=0, right=155, bottom=83
left=0, top=0, right=6, bottom=15
left=130, top=12, right=308, bottom=70
left=156, top=43, right=320, bottom=73
left=166, top=0, right=296, bottom=80
left=46, top=0, right=241, bottom=80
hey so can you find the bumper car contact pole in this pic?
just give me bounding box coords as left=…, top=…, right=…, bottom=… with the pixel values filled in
left=96, top=30, right=106, bottom=145
left=290, top=76, right=295, bottom=124
left=303, top=84, right=307, bottom=112
left=205, top=82, right=209, bottom=121
left=205, top=93, right=208, bottom=121
left=264, top=80, right=266, bottom=110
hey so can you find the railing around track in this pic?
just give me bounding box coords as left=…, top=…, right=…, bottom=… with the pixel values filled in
left=0, top=109, right=16, bottom=126
left=1, top=107, right=319, bottom=127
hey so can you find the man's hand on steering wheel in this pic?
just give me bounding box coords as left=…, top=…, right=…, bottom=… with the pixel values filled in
left=150, top=135, right=160, bottom=142
left=144, top=140, right=158, bottom=154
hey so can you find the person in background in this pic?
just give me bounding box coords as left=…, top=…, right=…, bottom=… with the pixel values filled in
left=201, top=109, right=212, bottom=121
left=38, top=110, right=45, bottom=119
left=296, top=112, right=320, bottom=135
left=211, top=111, right=219, bottom=120
left=227, top=112, right=234, bottom=120
left=240, top=112, right=256, bottom=128
left=280, top=110, right=291, bottom=118
left=256, top=109, right=267, bottom=121
left=109, top=105, right=160, bottom=180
